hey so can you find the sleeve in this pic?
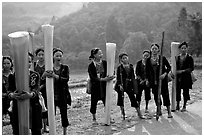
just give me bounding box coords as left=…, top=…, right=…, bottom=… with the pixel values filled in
left=145, top=58, right=151, bottom=82
left=131, top=64, right=136, bottom=80
left=176, top=56, right=179, bottom=70
left=136, top=61, right=141, bottom=80
left=59, top=65, right=69, bottom=83
left=185, top=55, right=194, bottom=73
left=163, top=56, right=171, bottom=74
left=88, top=63, right=100, bottom=82
left=8, top=74, right=16, bottom=95
left=30, top=72, right=40, bottom=98
left=116, top=66, right=122, bottom=85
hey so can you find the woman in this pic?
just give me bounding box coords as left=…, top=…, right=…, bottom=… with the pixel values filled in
left=2, top=56, right=13, bottom=122
left=146, top=44, right=173, bottom=118
left=34, top=48, right=49, bottom=133
left=42, top=48, right=71, bottom=135
left=176, top=42, right=194, bottom=112
left=88, top=48, right=115, bottom=123
left=136, top=50, right=151, bottom=113
left=8, top=53, right=42, bottom=135
left=115, top=53, right=145, bottom=120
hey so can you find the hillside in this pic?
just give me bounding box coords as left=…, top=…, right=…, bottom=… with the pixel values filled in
left=2, top=2, right=202, bottom=71
left=2, top=2, right=83, bottom=35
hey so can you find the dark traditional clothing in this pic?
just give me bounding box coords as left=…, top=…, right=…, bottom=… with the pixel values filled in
left=2, top=73, right=12, bottom=115
left=8, top=71, right=42, bottom=135
left=135, top=60, right=151, bottom=102
left=115, top=64, right=139, bottom=108
left=53, top=64, right=71, bottom=128
left=34, top=63, right=48, bottom=119
left=88, top=60, right=107, bottom=114
left=146, top=56, right=171, bottom=106
left=176, top=54, right=194, bottom=102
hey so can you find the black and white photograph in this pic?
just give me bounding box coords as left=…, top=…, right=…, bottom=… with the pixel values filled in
left=1, top=1, right=202, bottom=135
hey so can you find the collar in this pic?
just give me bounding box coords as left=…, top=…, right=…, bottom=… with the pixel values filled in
left=121, top=63, right=130, bottom=67
left=180, top=53, right=188, bottom=57
left=36, top=60, right=45, bottom=67
left=3, top=70, right=12, bottom=77
left=93, top=60, right=102, bottom=67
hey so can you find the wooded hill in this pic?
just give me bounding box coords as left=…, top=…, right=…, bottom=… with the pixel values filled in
left=2, top=2, right=202, bottom=71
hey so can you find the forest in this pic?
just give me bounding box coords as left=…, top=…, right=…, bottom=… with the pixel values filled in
left=2, top=2, right=202, bottom=72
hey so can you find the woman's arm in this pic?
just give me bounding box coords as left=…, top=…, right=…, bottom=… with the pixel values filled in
left=136, top=61, right=142, bottom=81
left=58, top=65, right=69, bottom=83
left=184, top=56, right=194, bottom=73
left=116, top=65, right=122, bottom=85
left=164, top=56, right=171, bottom=74
left=88, top=63, right=100, bottom=82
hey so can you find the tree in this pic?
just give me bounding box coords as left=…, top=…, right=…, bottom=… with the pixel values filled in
left=121, top=32, right=150, bottom=64
left=2, top=35, right=11, bottom=56
left=178, top=7, right=202, bottom=56
left=188, top=12, right=202, bottom=56
left=105, top=15, right=125, bottom=52
left=177, top=7, right=191, bottom=42
left=178, top=7, right=187, bottom=27
left=78, top=27, right=92, bottom=42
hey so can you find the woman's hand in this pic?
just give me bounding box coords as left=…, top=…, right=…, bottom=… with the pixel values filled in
left=176, top=70, right=185, bottom=74
left=42, top=70, right=59, bottom=79
left=140, top=80, right=145, bottom=85
left=42, top=70, right=52, bottom=78
left=145, top=80, right=149, bottom=87
left=160, top=72, right=167, bottom=80
left=17, top=91, right=34, bottom=101
left=39, top=85, right=45, bottom=91
left=9, top=91, right=23, bottom=100
left=101, top=75, right=115, bottom=82
left=2, top=93, right=7, bottom=98
left=119, top=85, right=124, bottom=92
left=106, top=75, right=115, bottom=81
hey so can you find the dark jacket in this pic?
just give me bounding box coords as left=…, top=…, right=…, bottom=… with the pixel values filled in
left=54, top=64, right=71, bottom=106
left=136, top=60, right=147, bottom=81
left=146, top=56, right=171, bottom=90
left=8, top=71, right=42, bottom=134
left=176, top=54, right=194, bottom=89
left=88, top=60, right=107, bottom=100
left=115, top=64, right=135, bottom=93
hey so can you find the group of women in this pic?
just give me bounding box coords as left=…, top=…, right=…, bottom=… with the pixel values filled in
left=2, top=48, right=70, bottom=135
left=2, top=41, right=194, bottom=134
left=88, top=41, right=194, bottom=122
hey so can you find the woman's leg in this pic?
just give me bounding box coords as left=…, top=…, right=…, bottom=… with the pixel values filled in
left=144, top=86, right=151, bottom=112
left=176, top=87, right=182, bottom=110
left=152, top=86, right=162, bottom=116
left=90, top=95, right=98, bottom=121
left=126, top=91, right=145, bottom=119
left=42, top=112, right=49, bottom=133
left=59, top=105, right=69, bottom=135
left=161, top=87, right=173, bottom=118
left=31, top=129, right=42, bottom=135
left=182, top=88, right=190, bottom=111
left=136, top=85, right=143, bottom=108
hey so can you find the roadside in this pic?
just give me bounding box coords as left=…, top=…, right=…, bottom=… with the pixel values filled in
left=114, top=100, right=202, bottom=135
left=2, top=69, right=202, bottom=135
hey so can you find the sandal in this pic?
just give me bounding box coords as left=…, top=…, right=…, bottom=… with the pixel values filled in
left=181, top=107, right=187, bottom=112
left=121, top=115, right=128, bottom=120
left=145, top=109, right=149, bottom=113
left=176, top=106, right=180, bottom=111
left=168, top=115, right=173, bottom=118
left=43, top=128, right=49, bottom=133
left=139, top=115, right=146, bottom=119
